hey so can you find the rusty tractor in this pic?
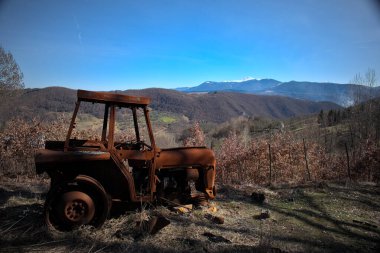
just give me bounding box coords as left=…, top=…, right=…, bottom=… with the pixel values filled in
left=35, top=90, right=216, bottom=231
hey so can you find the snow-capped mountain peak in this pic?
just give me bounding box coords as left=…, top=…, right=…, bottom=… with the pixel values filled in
left=221, top=77, right=261, bottom=83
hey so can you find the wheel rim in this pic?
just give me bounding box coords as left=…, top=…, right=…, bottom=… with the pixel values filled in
left=58, top=191, right=95, bottom=224
left=45, top=176, right=110, bottom=231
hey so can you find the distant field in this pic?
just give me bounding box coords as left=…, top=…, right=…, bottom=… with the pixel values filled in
left=159, top=116, right=176, bottom=124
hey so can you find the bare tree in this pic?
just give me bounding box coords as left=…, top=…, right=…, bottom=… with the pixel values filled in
left=0, top=46, right=25, bottom=128
left=349, top=69, right=379, bottom=154
left=0, top=46, right=24, bottom=97
left=350, top=68, right=377, bottom=104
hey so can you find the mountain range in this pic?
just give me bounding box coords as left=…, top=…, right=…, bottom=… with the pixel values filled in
left=4, top=87, right=341, bottom=124
left=177, top=79, right=380, bottom=106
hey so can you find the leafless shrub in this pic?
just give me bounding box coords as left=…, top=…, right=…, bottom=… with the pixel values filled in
left=0, top=116, right=69, bottom=179
left=114, top=128, right=136, bottom=143
left=216, top=132, right=249, bottom=183
left=183, top=122, right=205, bottom=147
left=155, top=130, right=179, bottom=148
left=216, top=131, right=356, bottom=185
left=1, top=111, right=378, bottom=186
left=352, top=139, right=380, bottom=182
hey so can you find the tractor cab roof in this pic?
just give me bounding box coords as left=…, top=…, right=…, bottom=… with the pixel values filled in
left=77, top=89, right=151, bottom=107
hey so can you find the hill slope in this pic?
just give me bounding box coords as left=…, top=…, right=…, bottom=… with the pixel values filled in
left=9, top=87, right=341, bottom=123
left=126, top=88, right=341, bottom=122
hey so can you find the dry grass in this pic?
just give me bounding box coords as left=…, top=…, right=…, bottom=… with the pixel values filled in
left=0, top=181, right=379, bottom=253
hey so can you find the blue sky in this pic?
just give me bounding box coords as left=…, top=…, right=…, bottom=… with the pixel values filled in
left=1, top=0, right=380, bottom=90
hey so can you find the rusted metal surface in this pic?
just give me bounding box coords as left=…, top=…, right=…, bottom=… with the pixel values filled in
left=35, top=89, right=217, bottom=231
left=58, top=191, right=95, bottom=224
left=64, top=101, right=80, bottom=151
left=77, top=89, right=151, bottom=106
left=35, top=149, right=110, bottom=165
left=44, top=175, right=110, bottom=231
left=156, top=147, right=216, bottom=169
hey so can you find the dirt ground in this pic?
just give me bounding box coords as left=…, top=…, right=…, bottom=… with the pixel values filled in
left=0, top=180, right=379, bottom=253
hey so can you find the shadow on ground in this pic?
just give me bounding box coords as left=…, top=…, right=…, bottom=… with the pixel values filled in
left=0, top=182, right=379, bottom=253
left=215, top=182, right=380, bottom=253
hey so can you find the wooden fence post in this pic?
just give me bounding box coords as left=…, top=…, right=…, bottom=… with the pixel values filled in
left=268, top=143, right=272, bottom=185
left=345, top=142, right=351, bottom=181
left=303, top=138, right=311, bottom=181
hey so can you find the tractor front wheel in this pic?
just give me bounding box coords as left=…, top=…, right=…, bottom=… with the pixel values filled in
left=45, top=175, right=110, bottom=231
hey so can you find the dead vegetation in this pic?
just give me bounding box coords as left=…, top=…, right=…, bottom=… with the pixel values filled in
left=0, top=117, right=68, bottom=179
left=216, top=130, right=380, bottom=185
left=0, top=181, right=379, bottom=253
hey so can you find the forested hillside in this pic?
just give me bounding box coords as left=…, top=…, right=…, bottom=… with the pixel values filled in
left=5, top=87, right=341, bottom=123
